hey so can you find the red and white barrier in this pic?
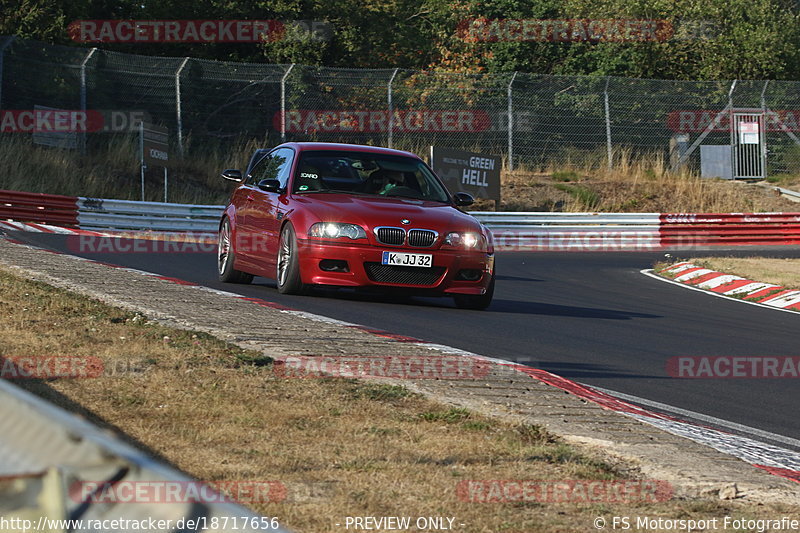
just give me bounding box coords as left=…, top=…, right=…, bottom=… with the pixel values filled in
left=660, top=213, right=800, bottom=247
left=4, top=189, right=800, bottom=249
left=0, top=189, right=79, bottom=226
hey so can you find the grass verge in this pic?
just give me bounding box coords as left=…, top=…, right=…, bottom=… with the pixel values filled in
left=1, top=268, right=798, bottom=531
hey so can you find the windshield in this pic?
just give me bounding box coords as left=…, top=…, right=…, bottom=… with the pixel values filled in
left=292, top=150, right=451, bottom=202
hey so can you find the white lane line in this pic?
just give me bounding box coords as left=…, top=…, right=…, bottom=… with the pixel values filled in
left=589, top=384, right=800, bottom=450
left=628, top=412, right=800, bottom=471
left=641, top=269, right=800, bottom=315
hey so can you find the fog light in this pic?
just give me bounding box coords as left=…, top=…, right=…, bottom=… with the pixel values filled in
left=319, top=259, right=349, bottom=272
left=456, top=269, right=483, bottom=281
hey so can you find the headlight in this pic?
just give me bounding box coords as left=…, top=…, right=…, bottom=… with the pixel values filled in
left=308, top=222, right=366, bottom=240
left=444, top=232, right=485, bottom=249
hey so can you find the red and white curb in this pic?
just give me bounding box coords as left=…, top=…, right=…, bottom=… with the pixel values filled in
left=3, top=234, right=800, bottom=486
left=0, top=220, right=105, bottom=235
left=0, top=220, right=215, bottom=243
left=649, top=261, right=800, bottom=313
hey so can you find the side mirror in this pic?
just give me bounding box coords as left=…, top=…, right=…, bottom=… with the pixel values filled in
left=453, top=192, right=475, bottom=207
left=221, top=169, right=243, bottom=182
left=257, top=178, right=283, bottom=193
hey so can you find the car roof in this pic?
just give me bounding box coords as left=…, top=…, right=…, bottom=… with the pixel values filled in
left=273, top=142, right=422, bottom=159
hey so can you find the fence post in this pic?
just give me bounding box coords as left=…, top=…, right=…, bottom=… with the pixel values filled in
left=280, top=63, right=296, bottom=142
left=604, top=77, right=612, bottom=170
left=507, top=72, right=518, bottom=171
left=0, top=36, right=15, bottom=109
left=175, top=57, right=190, bottom=157
left=728, top=79, right=737, bottom=175
left=79, top=48, right=97, bottom=154
left=760, top=80, right=769, bottom=179
left=387, top=68, right=399, bottom=148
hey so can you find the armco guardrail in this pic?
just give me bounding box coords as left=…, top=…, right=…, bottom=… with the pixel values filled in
left=0, top=189, right=80, bottom=226
left=471, top=212, right=661, bottom=250
left=659, top=213, right=800, bottom=246
left=77, top=197, right=224, bottom=232
left=0, top=190, right=224, bottom=232
left=775, top=186, right=800, bottom=202
left=0, top=378, right=291, bottom=532
left=3, top=190, right=800, bottom=248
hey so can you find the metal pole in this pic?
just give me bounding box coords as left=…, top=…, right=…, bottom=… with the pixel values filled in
left=387, top=68, right=399, bottom=148
left=79, top=48, right=97, bottom=155
left=140, top=122, right=145, bottom=201
left=175, top=57, right=190, bottom=157
left=507, top=71, right=518, bottom=171
left=0, top=36, right=16, bottom=109
left=604, top=77, right=612, bottom=170
left=280, top=63, right=296, bottom=142
left=729, top=80, right=737, bottom=178
left=760, top=80, right=769, bottom=180
left=164, top=167, right=168, bottom=203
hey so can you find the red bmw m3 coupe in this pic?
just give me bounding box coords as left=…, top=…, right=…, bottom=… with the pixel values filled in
left=217, top=142, right=495, bottom=309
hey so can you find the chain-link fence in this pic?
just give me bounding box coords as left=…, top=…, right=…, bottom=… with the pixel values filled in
left=2, top=36, right=800, bottom=175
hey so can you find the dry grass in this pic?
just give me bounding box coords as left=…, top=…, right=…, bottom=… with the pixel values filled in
left=0, top=133, right=263, bottom=204
left=682, top=257, right=800, bottom=288
left=499, top=149, right=798, bottom=213
left=2, top=137, right=799, bottom=212
left=2, top=268, right=797, bottom=531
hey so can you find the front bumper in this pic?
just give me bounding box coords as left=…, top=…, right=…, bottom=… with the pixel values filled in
left=296, top=238, right=494, bottom=295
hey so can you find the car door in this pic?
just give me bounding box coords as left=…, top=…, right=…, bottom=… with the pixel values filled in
left=244, top=147, right=295, bottom=273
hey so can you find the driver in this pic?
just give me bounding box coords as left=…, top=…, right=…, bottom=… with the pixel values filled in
left=375, top=169, right=406, bottom=195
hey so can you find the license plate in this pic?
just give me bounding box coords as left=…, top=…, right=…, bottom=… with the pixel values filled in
left=381, top=251, right=432, bottom=268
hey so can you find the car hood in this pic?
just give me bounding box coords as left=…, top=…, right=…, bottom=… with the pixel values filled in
left=293, top=193, right=481, bottom=232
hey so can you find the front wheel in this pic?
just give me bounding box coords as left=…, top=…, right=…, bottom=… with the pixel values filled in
left=453, top=274, right=494, bottom=310
left=276, top=223, right=307, bottom=295
left=218, top=219, right=253, bottom=284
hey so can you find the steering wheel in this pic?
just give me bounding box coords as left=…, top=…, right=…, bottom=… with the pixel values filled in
left=382, top=186, right=423, bottom=199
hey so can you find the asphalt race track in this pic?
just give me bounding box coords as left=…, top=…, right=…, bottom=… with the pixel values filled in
left=8, top=231, right=800, bottom=449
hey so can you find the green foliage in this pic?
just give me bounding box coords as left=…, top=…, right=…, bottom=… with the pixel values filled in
left=552, top=170, right=580, bottom=181
left=1, top=0, right=798, bottom=79
left=419, top=407, right=472, bottom=423
left=554, top=183, right=601, bottom=208
left=348, top=383, right=413, bottom=402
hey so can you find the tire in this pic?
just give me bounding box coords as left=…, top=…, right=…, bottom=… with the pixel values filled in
left=453, top=273, right=495, bottom=310
left=276, top=223, right=307, bottom=295
left=218, top=218, right=253, bottom=284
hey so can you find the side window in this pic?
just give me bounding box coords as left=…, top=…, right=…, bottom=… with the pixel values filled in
left=273, top=148, right=295, bottom=188
left=248, top=149, right=295, bottom=189
left=244, top=151, right=269, bottom=184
